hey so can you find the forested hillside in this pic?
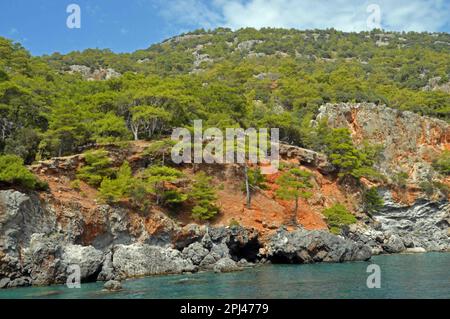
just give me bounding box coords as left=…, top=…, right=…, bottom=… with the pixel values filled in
left=1, top=27, right=449, bottom=165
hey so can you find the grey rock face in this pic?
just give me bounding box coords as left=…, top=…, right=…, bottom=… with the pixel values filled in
left=265, top=228, right=371, bottom=263
left=182, top=242, right=209, bottom=265
left=237, top=40, right=263, bottom=51
left=0, top=190, right=57, bottom=257
left=375, top=190, right=449, bottom=251
left=111, top=243, right=196, bottom=278
left=22, top=233, right=67, bottom=286
left=61, top=245, right=104, bottom=280
left=68, top=65, right=120, bottom=81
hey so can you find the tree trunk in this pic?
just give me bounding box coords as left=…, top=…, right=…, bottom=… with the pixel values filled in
left=130, top=123, right=139, bottom=141
left=293, top=197, right=299, bottom=226
left=244, top=165, right=251, bottom=209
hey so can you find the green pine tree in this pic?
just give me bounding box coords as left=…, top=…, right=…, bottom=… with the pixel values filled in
left=190, top=172, right=219, bottom=220
left=276, top=168, right=313, bottom=226
left=143, top=165, right=184, bottom=205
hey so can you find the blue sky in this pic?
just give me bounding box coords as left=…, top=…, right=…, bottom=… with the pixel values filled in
left=1, top=0, right=449, bottom=56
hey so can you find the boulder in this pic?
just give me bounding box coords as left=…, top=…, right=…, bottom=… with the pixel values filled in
left=97, top=251, right=115, bottom=281
left=104, top=280, right=122, bottom=291
left=382, top=235, right=406, bottom=253
left=213, top=257, right=240, bottom=273
left=23, top=233, right=67, bottom=286
left=182, top=242, right=209, bottom=265
left=0, top=278, right=10, bottom=289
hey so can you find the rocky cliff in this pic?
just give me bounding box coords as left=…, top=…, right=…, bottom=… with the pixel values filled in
left=0, top=188, right=370, bottom=288
left=1, top=103, right=449, bottom=289
left=317, top=103, right=450, bottom=252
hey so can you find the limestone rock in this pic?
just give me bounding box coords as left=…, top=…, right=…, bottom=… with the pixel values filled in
left=104, top=280, right=122, bottom=291
left=182, top=242, right=209, bottom=265
left=382, top=235, right=406, bottom=253
left=265, top=228, right=371, bottom=263
left=405, top=247, right=427, bottom=253
left=213, top=257, right=239, bottom=273
left=111, top=243, right=196, bottom=278
left=61, top=244, right=104, bottom=281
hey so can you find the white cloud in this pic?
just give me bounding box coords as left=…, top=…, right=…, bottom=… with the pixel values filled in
left=159, top=0, right=450, bottom=32
left=158, top=0, right=223, bottom=29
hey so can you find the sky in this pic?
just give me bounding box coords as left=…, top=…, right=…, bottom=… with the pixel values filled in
left=0, top=0, right=449, bottom=56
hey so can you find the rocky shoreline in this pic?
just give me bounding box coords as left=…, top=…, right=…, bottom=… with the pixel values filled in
left=0, top=189, right=375, bottom=289
left=1, top=185, right=448, bottom=290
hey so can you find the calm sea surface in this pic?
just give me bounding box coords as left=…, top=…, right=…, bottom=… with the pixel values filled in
left=0, top=253, right=449, bottom=299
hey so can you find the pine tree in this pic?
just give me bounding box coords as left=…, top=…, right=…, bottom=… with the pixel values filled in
left=362, top=187, right=384, bottom=215
left=189, top=172, right=219, bottom=220
left=143, top=165, right=184, bottom=205
left=276, top=168, right=313, bottom=226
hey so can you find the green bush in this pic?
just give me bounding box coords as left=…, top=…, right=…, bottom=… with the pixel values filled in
left=362, top=188, right=384, bottom=214
left=419, top=181, right=435, bottom=197
left=70, top=179, right=81, bottom=190
left=77, top=149, right=113, bottom=186
left=229, top=218, right=240, bottom=227
left=393, top=171, right=409, bottom=188
left=0, top=154, right=47, bottom=190
left=99, top=161, right=133, bottom=203
left=433, top=151, right=450, bottom=176
left=322, top=204, right=357, bottom=235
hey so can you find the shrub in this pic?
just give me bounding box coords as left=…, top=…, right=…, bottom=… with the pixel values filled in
left=419, top=181, right=435, bottom=197
left=433, top=151, right=450, bottom=176
left=0, top=154, right=47, bottom=190
left=70, top=179, right=81, bottom=190
left=362, top=188, right=384, bottom=214
left=433, top=181, right=450, bottom=197
left=322, top=204, right=357, bottom=235
left=99, top=161, right=133, bottom=203
left=162, top=189, right=188, bottom=206
left=229, top=218, right=240, bottom=227
left=393, top=171, right=409, bottom=188
left=77, top=149, right=113, bottom=186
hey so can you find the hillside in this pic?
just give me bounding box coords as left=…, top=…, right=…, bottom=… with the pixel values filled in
left=0, top=28, right=449, bottom=288
left=1, top=28, right=449, bottom=163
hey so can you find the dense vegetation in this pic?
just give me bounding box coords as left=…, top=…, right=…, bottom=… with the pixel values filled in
left=0, top=28, right=449, bottom=217
left=0, top=154, right=46, bottom=190
left=1, top=28, right=449, bottom=165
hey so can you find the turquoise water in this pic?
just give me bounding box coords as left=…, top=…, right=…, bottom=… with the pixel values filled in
left=0, top=253, right=449, bottom=299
